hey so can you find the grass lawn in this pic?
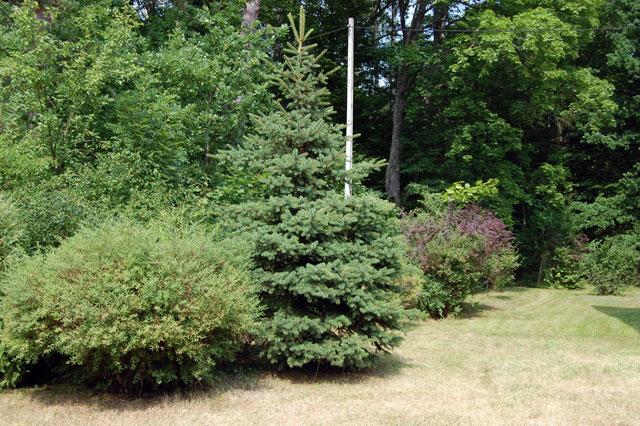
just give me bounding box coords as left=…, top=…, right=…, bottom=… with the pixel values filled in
left=1, top=286, right=639, bottom=425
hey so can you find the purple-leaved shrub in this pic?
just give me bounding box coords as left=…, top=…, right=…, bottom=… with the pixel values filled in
left=402, top=204, right=519, bottom=318
left=451, top=205, right=514, bottom=258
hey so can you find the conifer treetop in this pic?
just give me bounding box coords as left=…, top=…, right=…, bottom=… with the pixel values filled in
left=277, top=7, right=339, bottom=117
left=217, top=7, right=382, bottom=198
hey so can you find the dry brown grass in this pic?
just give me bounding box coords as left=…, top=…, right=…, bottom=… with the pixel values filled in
left=1, top=287, right=639, bottom=425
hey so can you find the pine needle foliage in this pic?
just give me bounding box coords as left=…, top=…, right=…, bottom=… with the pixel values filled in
left=218, top=7, right=405, bottom=370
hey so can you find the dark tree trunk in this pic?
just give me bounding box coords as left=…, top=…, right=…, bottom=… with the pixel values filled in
left=242, top=0, right=261, bottom=28
left=385, top=0, right=428, bottom=204
left=386, top=65, right=411, bottom=204
left=537, top=251, right=548, bottom=286
left=433, top=2, right=448, bottom=46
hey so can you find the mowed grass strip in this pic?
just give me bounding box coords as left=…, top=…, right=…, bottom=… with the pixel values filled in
left=1, top=287, right=638, bottom=425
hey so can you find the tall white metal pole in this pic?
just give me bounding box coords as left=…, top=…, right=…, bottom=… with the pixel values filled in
left=345, top=18, right=354, bottom=198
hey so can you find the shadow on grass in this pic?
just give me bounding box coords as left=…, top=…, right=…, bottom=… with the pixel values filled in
left=485, top=286, right=533, bottom=300
left=456, top=286, right=535, bottom=319
left=24, top=353, right=408, bottom=410
left=500, top=286, right=532, bottom=293
left=593, top=305, right=640, bottom=333
left=493, top=295, right=511, bottom=300
left=459, top=302, right=497, bottom=319
left=24, top=368, right=264, bottom=411
left=274, top=352, right=408, bottom=385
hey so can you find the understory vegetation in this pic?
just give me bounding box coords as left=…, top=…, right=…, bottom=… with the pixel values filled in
left=0, top=0, right=639, bottom=396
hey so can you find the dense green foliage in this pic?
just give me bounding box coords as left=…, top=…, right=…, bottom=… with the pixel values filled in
left=400, top=2, right=619, bottom=277
left=218, top=9, right=405, bottom=369
left=0, top=221, right=258, bottom=392
left=546, top=243, right=589, bottom=290
left=412, top=231, right=485, bottom=318
left=403, top=199, right=519, bottom=318
left=0, top=0, right=276, bottom=249
left=0, top=195, right=23, bottom=267
left=0, top=0, right=636, bottom=276
left=583, top=233, right=640, bottom=295
left=257, top=0, right=639, bottom=285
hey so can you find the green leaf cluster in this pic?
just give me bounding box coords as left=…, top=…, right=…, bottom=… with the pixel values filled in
left=0, top=195, right=24, bottom=268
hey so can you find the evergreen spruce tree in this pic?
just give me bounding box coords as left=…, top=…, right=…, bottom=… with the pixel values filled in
left=218, top=8, right=405, bottom=369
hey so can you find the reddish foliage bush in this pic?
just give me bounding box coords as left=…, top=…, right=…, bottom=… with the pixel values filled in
left=402, top=204, right=519, bottom=317
left=404, top=205, right=515, bottom=273
left=450, top=205, right=515, bottom=257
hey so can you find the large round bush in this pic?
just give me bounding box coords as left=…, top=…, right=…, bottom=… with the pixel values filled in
left=0, top=221, right=259, bottom=392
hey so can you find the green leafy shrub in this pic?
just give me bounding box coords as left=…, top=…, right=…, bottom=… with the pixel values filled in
left=412, top=230, right=485, bottom=318
left=415, top=276, right=465, bottom=319
left=520, top=163, right=575, bottom=284
left=0, top=221, right=259, bottom=392
left=483, top=249, right=521, bottom=289
left=0, top=194, right=24, bottom=267
left=403, top=204, right=519, bottom=318
left=13, top=187, right=89, bottom=252
left=584, top=233, right=640, bottom=295
left=547, top=238, right=589, bottom=289
left=442, top=179, right=499, bottom=205
left=394, top=262, right=426, bottom=309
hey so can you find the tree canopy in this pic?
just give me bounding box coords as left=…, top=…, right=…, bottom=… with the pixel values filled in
left=0, top=0, right=638, bottom=278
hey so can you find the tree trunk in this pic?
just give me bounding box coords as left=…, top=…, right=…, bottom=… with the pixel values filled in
left=537, top=251, right=548, bottom=286
left=433, top=2, right=448, bottom=46
left=385, top=0, right=428, bottom=204
left=241, top=0, right=261, bottom=28
left=386, top=65, right=411, bottom=204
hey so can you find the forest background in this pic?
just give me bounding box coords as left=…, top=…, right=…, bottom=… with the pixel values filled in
left=0, top=0, right=638, bottom=285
